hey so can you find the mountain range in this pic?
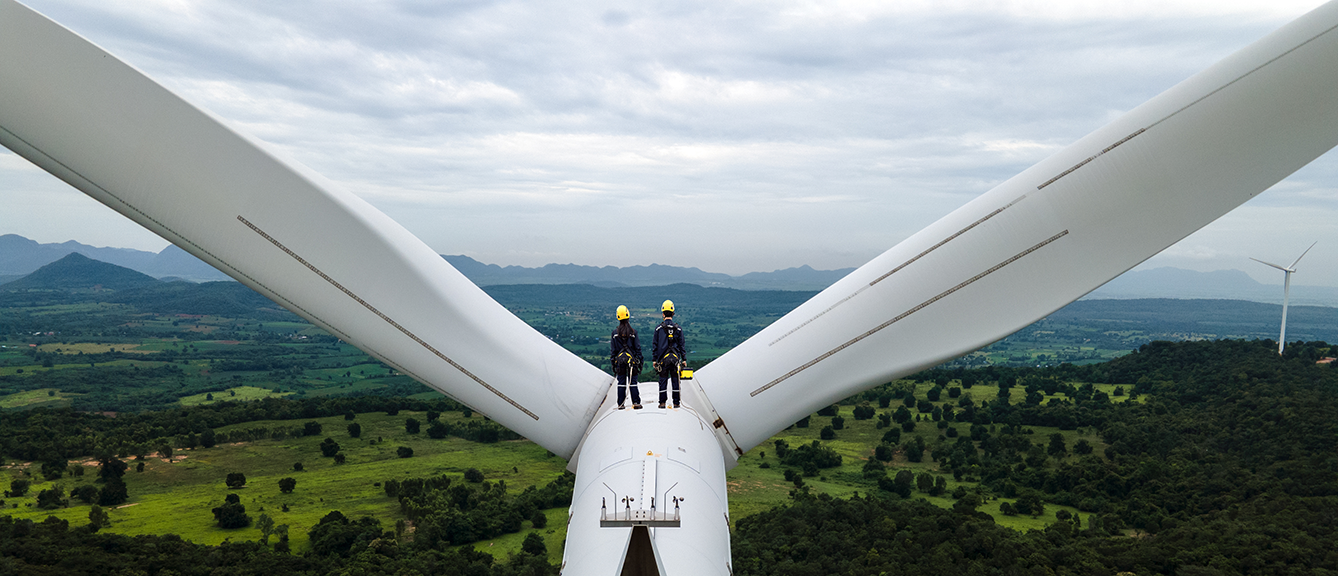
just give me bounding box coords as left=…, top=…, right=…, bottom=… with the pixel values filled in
left=1085, top=266, right=1338, bottom=307
left=4, top=234, right=1338, bottom=303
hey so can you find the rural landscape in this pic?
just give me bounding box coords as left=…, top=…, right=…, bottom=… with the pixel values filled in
left=2, top=253, right=1336, bottom=575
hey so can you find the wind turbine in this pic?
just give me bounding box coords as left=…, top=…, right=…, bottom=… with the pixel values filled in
left=7, top=0, right=1338, bottom=573
left=1252, top=242, right=1317, bottom=355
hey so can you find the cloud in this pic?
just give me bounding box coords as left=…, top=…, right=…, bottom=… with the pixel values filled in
left=6, top=0, right=1336, bottom=283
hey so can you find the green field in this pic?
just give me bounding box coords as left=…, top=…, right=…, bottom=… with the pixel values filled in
left=1, top=373, right=1113, bottom=559
left=0, top=410, right=571, bottom=561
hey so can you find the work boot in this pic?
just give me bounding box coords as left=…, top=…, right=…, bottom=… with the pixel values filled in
left=658, top=402, right=666, bottom=409
left=617, top=404, right=625, bottom=410
left=633, top=404, right=643, bottom=410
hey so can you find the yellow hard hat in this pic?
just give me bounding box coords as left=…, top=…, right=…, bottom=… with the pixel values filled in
left=661, top=300, right=674, bottom=313
left=616, top=305, right=630, bottom=320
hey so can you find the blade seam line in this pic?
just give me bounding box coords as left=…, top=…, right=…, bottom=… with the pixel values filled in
left=768, top=194, right=1027, bottom=347
left=752, top=230, right=1069, bottom=397
left=0, top=126, right=355, bottom=343
left=237, top=215, right=539, bottom=420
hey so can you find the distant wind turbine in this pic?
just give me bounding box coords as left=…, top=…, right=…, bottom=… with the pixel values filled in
left=1251, top=242, right=1317, bottom=355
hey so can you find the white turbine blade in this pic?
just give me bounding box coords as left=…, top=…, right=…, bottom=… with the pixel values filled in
left=1251, top=257, right=1293, bottom=272
left=1289, top=241, right=1318, bottom=269
left=696, top=0, right=1338, bottom=455
left=0, top=0, right=609, bottom=458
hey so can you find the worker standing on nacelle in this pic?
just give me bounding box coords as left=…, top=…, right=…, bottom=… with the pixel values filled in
left=653, top=300, right=686, bottom=409
left=610, top=305, right=643, bottom=410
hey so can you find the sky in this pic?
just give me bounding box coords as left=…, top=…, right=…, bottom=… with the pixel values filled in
left=3, top=0, right=1336, bottom=287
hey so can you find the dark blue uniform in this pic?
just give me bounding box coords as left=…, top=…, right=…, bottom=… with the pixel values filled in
left=652, top=318, right=686, bottom=407
left=610, top=328, right=642, bottom=407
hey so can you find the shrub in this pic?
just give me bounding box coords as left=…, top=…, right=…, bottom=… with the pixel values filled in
left=278, top=477, right=297, bottom=494
left=226, top=472, right=247, bottom=489
left=820, top=426, right=836, bottom=440
left=830, top=416, right=845, bottom=430
left=405, top=418, right=420, bottom=434
left=320, top=438, right=341, bottom=457
left=464, top=468, right=484, bottom=483
left=347, top=423, right=362, bottom=438
left=397, top=446, right=414, bottom=458
left=303, top=421, right=323, bottom=436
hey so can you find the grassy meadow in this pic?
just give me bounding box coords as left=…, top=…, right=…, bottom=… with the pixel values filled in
left=2, top=375, right=1123, bottom=561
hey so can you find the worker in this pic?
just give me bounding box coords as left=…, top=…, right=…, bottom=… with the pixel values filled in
left=610, top=305, right=643, bottom=410
left=652, top=299, right=686, bottom=409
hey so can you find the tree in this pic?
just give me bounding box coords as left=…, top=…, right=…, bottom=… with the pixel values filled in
left=862, top=458, right=886, bottom=480
left=427, top=420, right=449, bottom=439
left=916, top=472, right=934, bottom=493
left=347, top=422, right=361, bottom=438
left=278, top=477, right=297, bottom=494
left=830, top=415, right=845, bottom=430
left=8, top=478, right=30, bottom=497
left=72, top=484, right=99, bottom=504
left=213, top=493, right=250, bottom=528
left=200, top=428, right=217, bottom=448
left=1047, top=433, right=1068, bottom=457
left=320, top=437, right=341, bottom=457
left=820, top=426, right=836, bottom=440
left=36, top=485, right=66, bottom=509
left=293, top=462, right=304, bottom=472
left=397, top=446, right=414, bottom=458
left=344, top=411, right=357, bottom=421
left=303, top=421, right=323, bottom=436
left=874, top=443, right=894, bottom=462
left=88, top=505, right=110, bottom=532
left=954, top=493, right=983, bottom=514
left=531, top=509, right=548, bottom=529
left=256, top=513, right=276, bottom=545
left=521, top=532, right=547, bottom=556
left=41, top=458, right=66, bottom=481
left=893, top=406, right=912, bottom=424
left=158, top=444, right=174, bottom=461
left=901, top=419, right=917, bottom=433
left=404, top=418, right=420, bottom=434
left=465, top=468, right=484, bottom=483
left=852, top=403, right=875, bottom=420
left=333, top=453, right=347, bottom=464
left=1074, top=439, right=1094, bottom=455
left=426, top=410, right=441, bottom=422
left=931, top=475, right=948, bottom=496
left=98, top=478, right=128, bottom=506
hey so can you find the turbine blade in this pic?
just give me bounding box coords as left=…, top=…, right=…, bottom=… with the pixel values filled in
left=0, top=0, right=608, bottom=459
left=696, top=0, right=1338, bottom=454
left=1251, top=257, right=1293, bottom=272
left=1289, top=241, right=1318, bottom=269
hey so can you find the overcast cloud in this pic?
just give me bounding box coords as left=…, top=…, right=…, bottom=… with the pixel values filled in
left=3, top=0, right=1336, bottom=286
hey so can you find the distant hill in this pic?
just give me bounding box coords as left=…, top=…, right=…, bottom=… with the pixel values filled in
left=1088, top=266, right=1338, bottom=307
left=0, top=234, right=229, bottom=282
left=444, top=255, right=853, bottom=291
left=107, top=281, right=292, bottom=317
left=1, top=252, right=159, bottom=291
